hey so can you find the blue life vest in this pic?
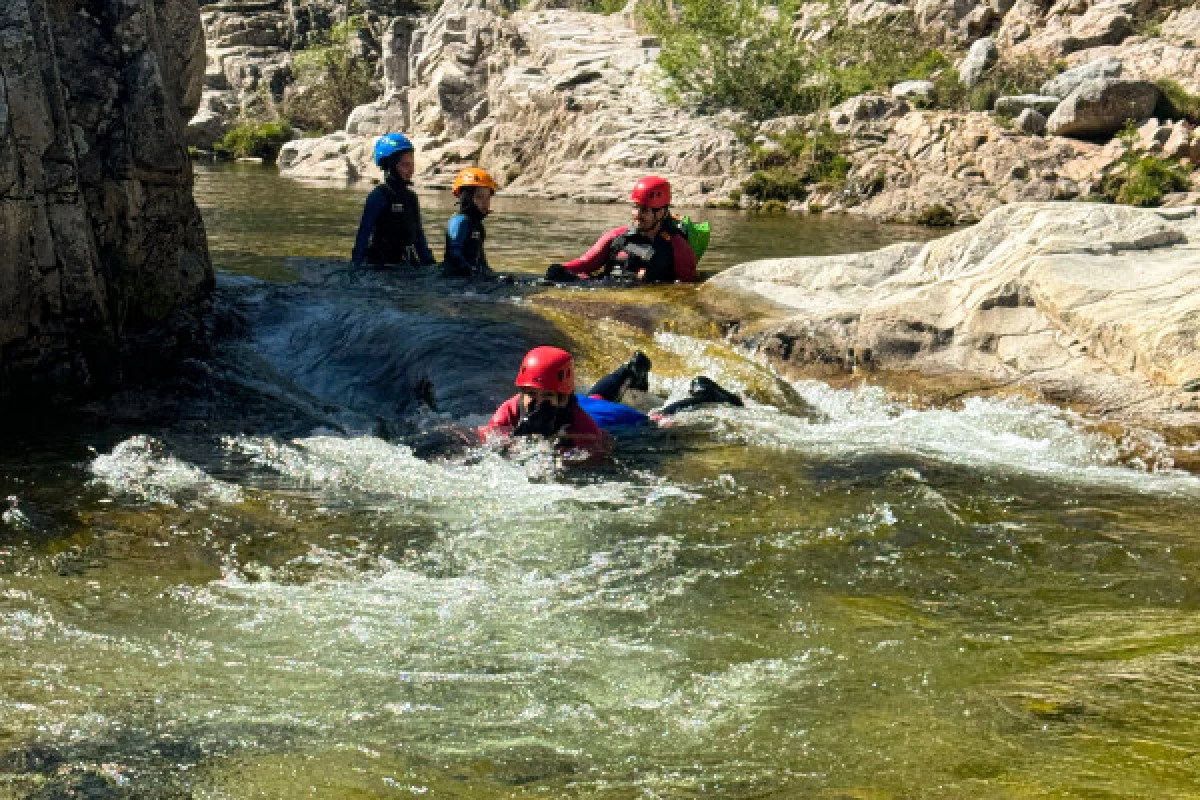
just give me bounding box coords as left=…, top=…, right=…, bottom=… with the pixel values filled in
left=576, top=394, right=649, bottom=430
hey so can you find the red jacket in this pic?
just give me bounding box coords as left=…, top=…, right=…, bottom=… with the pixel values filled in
left=563, top=225, right=698, bottom=283
left=480, top=395, right=610, bottom=455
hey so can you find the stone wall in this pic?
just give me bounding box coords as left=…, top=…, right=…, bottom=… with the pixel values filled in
left=0, top=0, right=213, bottom=399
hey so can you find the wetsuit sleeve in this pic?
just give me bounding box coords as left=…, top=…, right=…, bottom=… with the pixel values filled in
left=563, top=226, right=629, bottom=276
left=351, top=187, right=388, bottom=264
left=671, top=234, right=699, bottom=282
left=479, top=395, right=523, bottom=440
left=566, top=406, right=610, bottom=456
left=412, top=195, right=436, bottom=266
left=444, top=214, right=469, bottom=274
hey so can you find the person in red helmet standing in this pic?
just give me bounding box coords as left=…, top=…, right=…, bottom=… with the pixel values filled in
left=481, top=346, right=609, bottom=455
left=545, top=176, right=698, bottom=284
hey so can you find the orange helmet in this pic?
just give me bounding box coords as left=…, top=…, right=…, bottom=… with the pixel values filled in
left=452, top=167, right=497, bottom=196
left=516, top=346, right=574, bottom=395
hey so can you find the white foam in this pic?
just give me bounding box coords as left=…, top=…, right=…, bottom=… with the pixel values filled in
left=701, top=381, right=1200, bottom=494
left=90, top=436, right=244, bottom=507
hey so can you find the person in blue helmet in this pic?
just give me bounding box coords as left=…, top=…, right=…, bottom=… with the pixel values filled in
left=352, top=133, right=436, bottom=268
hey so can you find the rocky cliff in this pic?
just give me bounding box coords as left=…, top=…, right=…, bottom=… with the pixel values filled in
left=276, top=0, right=742, bottom=203
left=1, top=0, right=213, bottom=400
left=210, top=0, right=1200, bottom=220
left=707, top=202, right=1200, bottom=424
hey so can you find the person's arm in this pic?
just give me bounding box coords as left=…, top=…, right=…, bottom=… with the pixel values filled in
left=562, top=227, right=627, bottom=276
left=351, top=188, right=387, bottom=264
left=671, top=233, right=699, bottom=282
left=444, top=214, right=469, bottom=274
left=412, top=194, right=436, bottom=266
left=479, top=396, right=522, bottom=440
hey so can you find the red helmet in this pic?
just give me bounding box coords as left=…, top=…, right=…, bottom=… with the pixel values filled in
left=516, top=346, right=575, bottom=394
left=631, top=176, right=671, bottom=209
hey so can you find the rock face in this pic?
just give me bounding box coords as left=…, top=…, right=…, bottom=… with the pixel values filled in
left=1046, top=78, right=1159, bottom=139
left=832, top=110, right=1096, bottom=223
left=1, top=0, right=214, bottom=399
left=958, top=36, right=997, bottom=88
left=279, top=0, right=742, bottom=204
left=707, top=203, right=1200, bottom=419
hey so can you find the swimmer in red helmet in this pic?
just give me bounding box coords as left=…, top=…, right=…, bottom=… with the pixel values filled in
left=544, top=176, right=698, bottom=285
left=481, top=347, right=743, bottom=458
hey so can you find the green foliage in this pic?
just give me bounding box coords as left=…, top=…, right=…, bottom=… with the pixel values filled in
left=282, top=19, right=378, bottom=133
left=915, top=204, right=955, bottom=226
left=741, top=126, right=851, bottom=203
left=214, top=121, right=294, bottom=163
left=954, top=56, right=1060, bottom=112
left=1155, top=79, right=1200, bottom=124
left=1099, top=151, right=1191, bottom=207
left=760, top=199, right=789, bottom=213
left=642, top=0, right=960, bottom=118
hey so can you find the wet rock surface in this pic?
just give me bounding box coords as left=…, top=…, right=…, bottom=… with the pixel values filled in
left=706, top=203, right=1200, bottom=425
left=1, top=0, right=214, bottom=401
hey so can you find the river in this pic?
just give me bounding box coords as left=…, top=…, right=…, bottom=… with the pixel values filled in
left=1, top=165, right=1198, bottom=798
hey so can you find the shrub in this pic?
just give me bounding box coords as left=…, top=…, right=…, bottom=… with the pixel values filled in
left=744, top=168, right=811, bottom=203
left=641, top=0, right=950, bottom=119
left=740, top=125, right=851, bottom=202
left=1100, top=153, right=1191, bottom=207
left=915, top=204, right=956, bottom=226
left=214, top=121, right=294, bottom=162
left=1155, top=79, right=1200, bottom=124
left=282, top=20, right=378, bottom=133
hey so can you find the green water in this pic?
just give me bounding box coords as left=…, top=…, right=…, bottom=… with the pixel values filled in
left=1, top=166, right=1199, bottom=798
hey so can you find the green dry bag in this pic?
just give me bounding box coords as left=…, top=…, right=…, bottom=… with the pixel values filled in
left=678, top=216, right=711, bottom=261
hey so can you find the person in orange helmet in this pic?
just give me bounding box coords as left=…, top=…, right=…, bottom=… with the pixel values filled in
left=545, top=176, right=698, bottom=284
left=443, top=167, right=497, bottom=277
left=480, top=346, right=609, bottom=456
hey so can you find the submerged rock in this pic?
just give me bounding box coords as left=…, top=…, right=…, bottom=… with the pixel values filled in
left=707, top=203, right=1200, bottom=422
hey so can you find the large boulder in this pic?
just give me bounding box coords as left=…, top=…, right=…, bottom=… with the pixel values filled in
left=1046, top=78, right=1159, bottom=139
left=959, top=37, right=998, bottom=88
left=1, top=0, right=213, bottom=399
left=706, top=203, right=1200, bottom=417
left=1041, top=57, right=1122, bottom=98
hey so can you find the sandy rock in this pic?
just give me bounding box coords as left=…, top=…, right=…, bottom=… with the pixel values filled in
left=843, top=111, right=1090, bottom=223
left=994, top=94, right=1061, bottom=117
left=1041, top=57, right=1122, bottom=98
left=829, top=94, right=907, bottom=133
left=708, top=203, right=1200, bottom=418
left=1014, top=108, right=1047, bottom=134
left=1066, top=40, right=1200, bottom=95
left=959, top=36, right=998, bottom=88
left=1046, top=78, right=1158, bottom=139
left=1161, top=8, right=1200, bottom=47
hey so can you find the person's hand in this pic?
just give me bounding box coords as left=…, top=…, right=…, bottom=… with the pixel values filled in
left=637, top=268, right=647, bottom=281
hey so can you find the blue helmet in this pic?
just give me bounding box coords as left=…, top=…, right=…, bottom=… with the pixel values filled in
left=374, top=133, right=414, bottom=168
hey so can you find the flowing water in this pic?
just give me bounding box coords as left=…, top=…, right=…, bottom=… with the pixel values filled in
left=2, top=165, right=1199, bottom=798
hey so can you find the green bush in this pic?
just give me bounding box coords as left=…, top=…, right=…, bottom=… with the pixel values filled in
left=740, top=125, right=851, bottom=202
left=915, top=204, right=956, bottom=226
left=744, top=168, right=811, bottom=203
left=641, top=0, right=950, bottom=118
left=1155, top=79, right=1200, bottom=124
left=282, top=20, right=378, bottom=133
left=214, top=121, right=294, bottom=162
left=1100, top=153, right=1191, bottom=207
